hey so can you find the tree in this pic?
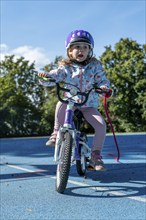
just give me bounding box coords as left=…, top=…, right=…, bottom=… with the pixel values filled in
left=0, top=55, right=44, bottom=137
left=39, top=56, right=64, bottom=134
left=1, top=40, right=145, bottom=137
left=99, top=38, right=146, bottom=132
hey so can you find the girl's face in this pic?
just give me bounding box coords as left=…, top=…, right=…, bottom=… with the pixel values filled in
left=68, top=43, right=90, bottom=62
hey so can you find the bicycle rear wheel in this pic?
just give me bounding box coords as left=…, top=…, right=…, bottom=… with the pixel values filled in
left=56, top=131, right=73, bottom=193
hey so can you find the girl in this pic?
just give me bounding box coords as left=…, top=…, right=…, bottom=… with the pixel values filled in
left=38, top=29, right=111, bottom=171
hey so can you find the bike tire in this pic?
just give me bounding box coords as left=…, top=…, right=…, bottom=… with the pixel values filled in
left=76, top=133, right=88, bottom=176
left=76, top=155, right=86, bottom=176
left=56, top=131, right=73, bottom=193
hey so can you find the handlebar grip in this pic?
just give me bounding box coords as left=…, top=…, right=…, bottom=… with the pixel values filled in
left=94, top=87, right=112, bottom=98
left=37, top=75, right=56, bottom=83
left=103, top=89, right=112, bottom=98
left=47, top=78, right=56, bottom=83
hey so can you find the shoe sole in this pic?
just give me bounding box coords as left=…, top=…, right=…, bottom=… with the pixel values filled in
left=87, top=165, right=107, bottom=171
left=46, top=143, right=55, bottom=147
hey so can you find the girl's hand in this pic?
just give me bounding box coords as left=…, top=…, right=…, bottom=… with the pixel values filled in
left=100, top=86, right=112, bottom=98
left=37, top=72, right=50, bottom=82
left=38, top=72, right=48, bottom=77
left=100, top=86, right=109, bottom=92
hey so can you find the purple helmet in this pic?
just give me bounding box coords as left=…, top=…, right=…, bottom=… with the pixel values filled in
left=65, top=30, right=94, bottom=49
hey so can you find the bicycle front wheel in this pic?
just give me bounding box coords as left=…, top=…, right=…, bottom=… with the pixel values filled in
left=56, top=131, right=73, bottom=193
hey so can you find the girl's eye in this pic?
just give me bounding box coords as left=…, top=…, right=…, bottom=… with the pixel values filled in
left=74, top=45, right=88, bottom=50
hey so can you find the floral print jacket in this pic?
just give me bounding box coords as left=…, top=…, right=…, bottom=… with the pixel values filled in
left=39, top=59, right=110, bottom=108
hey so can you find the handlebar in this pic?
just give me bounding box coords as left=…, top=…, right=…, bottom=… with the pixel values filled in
left=37, top=75, right=112, bottom=106
left=56, top=83, right=91, bottom=106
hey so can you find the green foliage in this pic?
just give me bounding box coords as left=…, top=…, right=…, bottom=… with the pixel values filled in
left=39, top=94, right=58, bottom=135
left=39, top=55, right=63, bottom=134
left=0, top=55, right=44, bottom=137
left=0, top=40, right=145, bottom=137
left=100, top=38, right=146, bottom=132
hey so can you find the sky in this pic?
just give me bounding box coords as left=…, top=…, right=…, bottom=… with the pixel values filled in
left=1, top=0, right=146, bottom=70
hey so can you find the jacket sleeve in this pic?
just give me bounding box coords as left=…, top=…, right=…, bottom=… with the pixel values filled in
left=39, top=66, right=67, bottom=87
left=94, top=61, right=110, bottom=88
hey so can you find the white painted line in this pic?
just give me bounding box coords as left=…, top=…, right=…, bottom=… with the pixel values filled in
left=51, top=177, right=146, bottom=202
left=7, top=164, right=38, bottom=173
left=5, top=164, right=146, bottom=203
left=123, top=195, right=146, bottom=203
left=67, top=179, right=146, bottom=203
left=50, top=177, right=146, bottom=203
left=7, top=164, right=47, bottom=176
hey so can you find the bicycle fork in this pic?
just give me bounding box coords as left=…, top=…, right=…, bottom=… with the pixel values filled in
left=54, top=104, right=91, bottom=164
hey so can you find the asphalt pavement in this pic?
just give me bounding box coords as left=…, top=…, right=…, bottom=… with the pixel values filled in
left=0, top=133, right=146, bottom=220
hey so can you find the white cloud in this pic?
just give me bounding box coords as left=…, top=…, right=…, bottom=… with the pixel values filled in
left=0, top=44, right=10, bottom=60
left=0, top=44, right=9, bottom=51
left=0, top=44, right=50, bottom=70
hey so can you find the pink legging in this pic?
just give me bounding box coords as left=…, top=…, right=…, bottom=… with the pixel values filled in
left=53, top=101, right=106, bottom=152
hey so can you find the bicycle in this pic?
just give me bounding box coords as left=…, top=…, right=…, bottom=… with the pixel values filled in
left=38, top=76, right=112, bottom=193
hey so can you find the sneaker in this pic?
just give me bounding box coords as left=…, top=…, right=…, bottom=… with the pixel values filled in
left=46, top=131, right=57, bottom=147
left=88, top=159, right=107, bottom=171
left=88, top=150, right=107, bottom=171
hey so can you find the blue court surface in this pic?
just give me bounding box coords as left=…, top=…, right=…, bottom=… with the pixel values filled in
left=0, top=133, right=146, bottom=220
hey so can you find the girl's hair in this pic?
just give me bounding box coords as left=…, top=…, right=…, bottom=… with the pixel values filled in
left=58, top=56, right=98, bottom=67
